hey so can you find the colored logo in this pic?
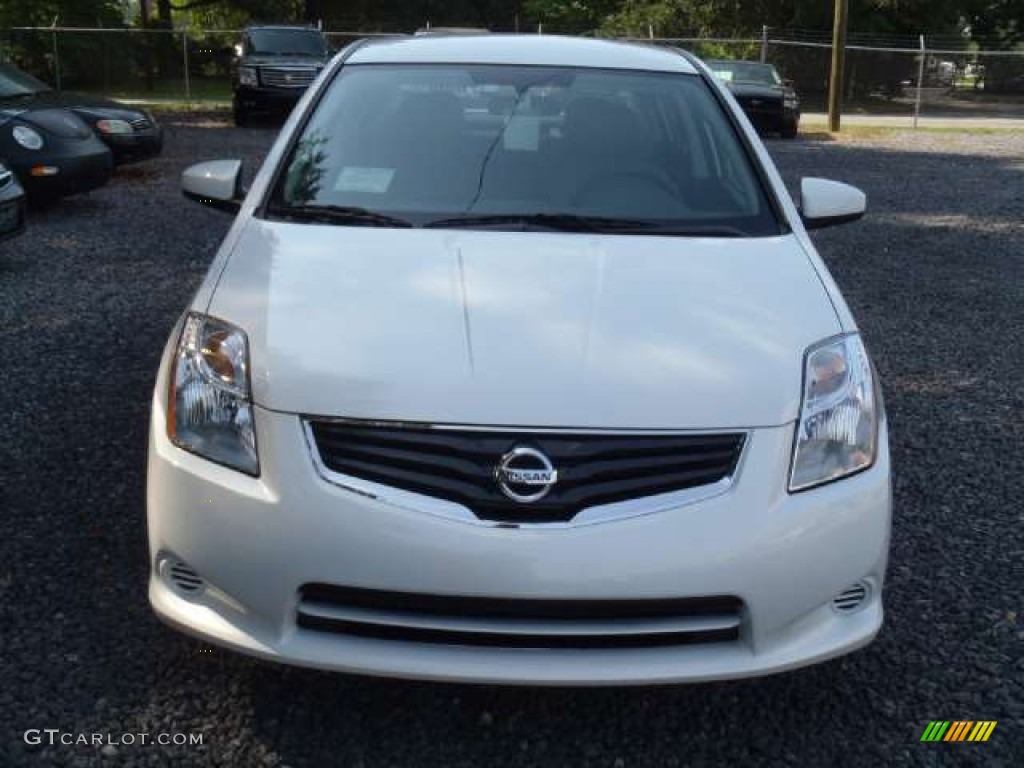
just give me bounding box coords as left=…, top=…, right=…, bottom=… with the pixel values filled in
left=920, top=721, right=997, bottom=742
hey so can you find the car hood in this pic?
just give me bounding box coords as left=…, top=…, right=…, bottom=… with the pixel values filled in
left=0, top=101, right=93, bottom=138
left=207, top=221, right=841, bottom=429
left=22, top=90, right=143, bottom=119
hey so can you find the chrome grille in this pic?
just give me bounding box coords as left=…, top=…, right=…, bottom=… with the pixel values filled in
left=308, top=420, right=745, bottom=524
left=260, top=66, right=318, bottom=88
left=129, top=116, right=153, bottom=132
left=297, top=584, right=744, bottom=649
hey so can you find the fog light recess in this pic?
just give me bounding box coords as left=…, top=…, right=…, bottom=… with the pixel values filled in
left=159, top=556, right=205, bottom=597
left=832, top=581, right=871, bottom=614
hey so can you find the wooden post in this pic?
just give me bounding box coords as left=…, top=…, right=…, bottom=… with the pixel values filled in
left=914, top=35, right=926, bottom=129
left=827, top=0, right=848, bottom=132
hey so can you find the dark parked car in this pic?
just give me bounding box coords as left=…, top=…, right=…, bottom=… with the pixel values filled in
left=0, top=161, right=26, bottom=239
left=232, top=25, right=330, bottom=125
left=0, top=63, right=163, bottom=164
left=0, top=86, right=111, bottom=203
left=707, top=60, right=800, bottom=139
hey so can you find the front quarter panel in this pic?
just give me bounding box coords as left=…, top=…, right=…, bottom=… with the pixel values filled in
left=691, top=55, right=858, bottom=332
left=189, top=44, right=358, bottom=316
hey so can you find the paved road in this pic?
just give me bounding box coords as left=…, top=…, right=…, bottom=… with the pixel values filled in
left=1, top=118, right=1021, bottom=767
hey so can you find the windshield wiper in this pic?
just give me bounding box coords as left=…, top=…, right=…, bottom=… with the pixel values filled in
left=267, top=204, right=413, bottom=228
left=425, top=213, right=607, bottom=232
left=424, top=213, right=746, bottom=237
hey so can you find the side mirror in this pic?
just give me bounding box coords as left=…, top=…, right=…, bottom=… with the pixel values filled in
left=182, top=159, right=245, bottom=214
left=800, top=177, right=866, bottom=230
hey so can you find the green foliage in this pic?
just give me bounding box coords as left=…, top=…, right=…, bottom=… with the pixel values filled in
left=0, top=0, right=125, bottom=27
left=523, top=1, right=618, bottom=32
left=1, top=0, right=1021, bottom=93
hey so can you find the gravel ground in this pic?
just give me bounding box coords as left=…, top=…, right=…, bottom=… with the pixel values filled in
left=1, top=116, right=1021, bottom=767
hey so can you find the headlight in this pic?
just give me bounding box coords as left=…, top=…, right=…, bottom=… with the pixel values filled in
left=238, top=66, right=258, bottom=87
left=12, top=125, right=43, bottom=150
left=167, top=313, right=259, bottom=475
left=96, top=118, right=133, bottom=135
left=790, top=334, right=878, bottom=492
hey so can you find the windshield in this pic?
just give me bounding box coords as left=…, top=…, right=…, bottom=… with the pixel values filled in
left=269, top=64, right=781, bottom=236
left=709, top=61, right=781, bottom=86
left=246, top=29, right=326, bottom=57
left=0, top=63, right=50, bottom=98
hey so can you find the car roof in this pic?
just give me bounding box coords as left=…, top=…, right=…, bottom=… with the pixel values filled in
left=245, top=25, right=321, bottom=32
left=349, top=35, right=698, bottom=74
left=707, top=59, right=773, bottom=68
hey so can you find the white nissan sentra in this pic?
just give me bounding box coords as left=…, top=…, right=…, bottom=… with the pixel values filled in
left=149, top=35, right=891, bottom=685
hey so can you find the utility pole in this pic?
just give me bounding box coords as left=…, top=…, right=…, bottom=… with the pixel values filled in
left=827, top=0, right=848, bottom=132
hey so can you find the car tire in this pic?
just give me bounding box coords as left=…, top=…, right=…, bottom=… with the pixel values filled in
left=233, top=99, right=250, bottom=128
left=781, top=122, right=799, bottom=140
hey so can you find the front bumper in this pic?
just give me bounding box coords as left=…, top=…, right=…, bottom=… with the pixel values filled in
left=234, top=85, right=306, bottom=113
left=9, top=142, right=112, bottom=201
left=741, top=104, right=799, bottom=134
left=148, top=396, right=891, bottom=686
left=100, top=128, right=164, bottom=164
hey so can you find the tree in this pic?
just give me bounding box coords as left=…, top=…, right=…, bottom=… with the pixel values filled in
left=522, top=0, right=618, bottom=33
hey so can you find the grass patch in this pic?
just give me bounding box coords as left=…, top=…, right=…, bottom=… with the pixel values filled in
left=800, top=119, right=1023, bottom=137
left=78, top=77, right=232, bottom=106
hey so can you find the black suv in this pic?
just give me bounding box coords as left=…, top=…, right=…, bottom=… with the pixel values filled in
left=232, top=25, right=330, bottom=126
left=706, top=60, right=801, bottom=139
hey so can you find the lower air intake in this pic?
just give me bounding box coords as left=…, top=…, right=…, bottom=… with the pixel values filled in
left=296, top=584, right=743, bottom=649
left=161, top=557, right=205, bottom=596
left=832, top=582, right=870, bottom=613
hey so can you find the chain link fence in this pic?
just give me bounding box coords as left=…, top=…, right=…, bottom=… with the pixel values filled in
left=1, top=25, right=1022, bottom=124
left=761, top=33, right=1024, bottom=124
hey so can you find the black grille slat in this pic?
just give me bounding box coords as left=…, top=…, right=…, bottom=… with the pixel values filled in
left=559, top=448, right=740, bottom=485
left=322, top=455, right=491, bottom=498
left=296, top=584, right=743, bottom=649
left=314, top=437, right=488, bottom=482
left=317, top=425, right=739, bottom=462
left=310, top=421, right=743, bottom=523
left=296, top=614, right=739, bottom=648
left=300, top=584, right=743, bottom=618
left=553, top=467, right=735, bottom=506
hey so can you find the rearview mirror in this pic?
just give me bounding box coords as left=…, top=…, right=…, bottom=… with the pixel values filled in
left=800, top=178, right=866, bottom=230
left=182, top=160, right=244, bottom=214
